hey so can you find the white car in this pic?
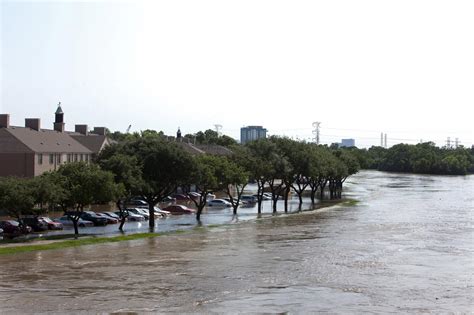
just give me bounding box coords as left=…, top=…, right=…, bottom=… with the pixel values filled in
left=207, top=199, right=232, bottom=207
left=55, top=216, right=94, bottom=227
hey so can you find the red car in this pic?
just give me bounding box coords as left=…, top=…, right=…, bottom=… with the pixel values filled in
left=38, top=217, right=63, bottom=230
left=162, top=205, right=196, bottom=215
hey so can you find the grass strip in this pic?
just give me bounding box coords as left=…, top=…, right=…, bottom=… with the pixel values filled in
left=0, top=232, right=161, bottom=256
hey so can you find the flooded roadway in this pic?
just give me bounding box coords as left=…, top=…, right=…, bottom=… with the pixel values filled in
left=0, top=170, right=472, bottom=313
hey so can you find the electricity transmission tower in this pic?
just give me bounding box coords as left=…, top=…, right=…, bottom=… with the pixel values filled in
left=312, top=122, right=321, bottom=144
left=214, top=124, right=222, bottom=137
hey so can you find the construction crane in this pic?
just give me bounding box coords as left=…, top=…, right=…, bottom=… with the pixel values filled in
left=126, top=125, right=131, bottom=133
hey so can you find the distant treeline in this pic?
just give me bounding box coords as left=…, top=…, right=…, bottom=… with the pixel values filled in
left=345, top=142, right=474, bottom=175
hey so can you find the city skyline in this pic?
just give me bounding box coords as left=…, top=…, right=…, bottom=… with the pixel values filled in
left=1, top=0, right=473, bottom=148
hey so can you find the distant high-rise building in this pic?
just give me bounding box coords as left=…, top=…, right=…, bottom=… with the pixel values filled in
left=340, top=138, right=355, bottom=147
left=240, top=126, right=267, bottom=144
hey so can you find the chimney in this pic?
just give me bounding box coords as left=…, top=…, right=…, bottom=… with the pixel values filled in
left=93, top=127, right=107, bottom=136
left=0, top=114, right=10, bottom=128
left=25, top=118, right=41, bottom=131
left=75, top=124, right=89, bottom=135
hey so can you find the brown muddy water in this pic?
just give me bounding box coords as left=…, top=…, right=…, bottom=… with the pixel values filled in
left=0, top=170, right=472, bottom=313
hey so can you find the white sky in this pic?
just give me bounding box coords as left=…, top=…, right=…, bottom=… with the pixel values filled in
left=1, top=0, right=473, bottom=147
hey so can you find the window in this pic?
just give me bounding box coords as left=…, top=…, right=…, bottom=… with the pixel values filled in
left=74, top=154, right=78, bottom=162
left=80, top=154, right=84, bottom=162
left=38, top=154, right=43, bottom=165
left=67, top=154, right=71, bottom=163
left=57, top=154, right=62, bottom=164
left=49, top=154, right=54, bottom=164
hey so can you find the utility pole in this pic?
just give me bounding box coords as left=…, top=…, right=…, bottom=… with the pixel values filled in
left=384, top=133, right=387, bottom=148
left=446, top=137, right=451, bottom=149
left=455, top=138, right=459, bottom=148
left=312, top=122, right=321, bottom=144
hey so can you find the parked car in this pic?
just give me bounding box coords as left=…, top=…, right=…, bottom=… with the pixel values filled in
left=114, top=210, right=145, bottom=222
left=161, top=196, right=176, bottom=203
left=38, top=217, right=63, bottom=230
left=241, top=195, right=258, bottom=204
left=55, top=216, right=94, bottom=227
left=162, top=205, right=196, bottom=215
left=96, top=213, right=119, bottom=224
left=22, top=216, right=49, bottom=232
left=171, top=194, right=190, bottom=201
left=152, top=207, right=171, bottom=216
left=187, top=192, right=201, bottom=200
left=223, top=198, right=243, bottom=206
left=126, top=199, right=148, bottom=207
left=253, top=193, right=272, bottom=200
left=126, top=208, right=150, bottom=220
left=103, top=212, right=121, bottom=221
left=206, top=193, right=216, bottom=200
left=207, top=199, right=232, bottom=207
left=0, top=220, right=32, bottom=235
left=80, top=211, right=108, bottom=226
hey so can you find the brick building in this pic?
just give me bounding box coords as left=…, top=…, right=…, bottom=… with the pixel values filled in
left=0, top=104, right=110, bottom=177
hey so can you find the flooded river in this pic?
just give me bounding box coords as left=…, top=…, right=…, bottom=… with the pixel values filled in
left=0, top=170, right=472, bottom=313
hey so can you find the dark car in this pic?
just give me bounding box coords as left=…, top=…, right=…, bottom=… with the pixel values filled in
left=126, top=199, right=148, bottom=207
left=162, top=196, right=176, bottom=203
left=22, top=216, right=49, bottom=232
left=0, top=220, right=32, bottom=235
left=79, top=211, right=108, bottom=226
left=96, top=213, right=119, bottom=224
left=171, top=194, right=190, bottom=201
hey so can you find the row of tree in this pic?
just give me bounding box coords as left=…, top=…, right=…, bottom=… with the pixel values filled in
left=0, top=135, right=360, bottom=235
left=345, top=142, right=474, bottom=175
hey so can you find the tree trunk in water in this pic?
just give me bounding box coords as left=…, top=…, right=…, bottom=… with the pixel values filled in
left=148, top=203, right=155, bottom=229
left=284, top=186, right=290, bottom=213
left=257, top=180, right=264, bottom=214
left=272, top=196, right=278, bottom=213
left=233, top=205, right=238, bottom=215
left=73, top=221, right=79, bottom=237
left=196, top=208, right=202, bottom=221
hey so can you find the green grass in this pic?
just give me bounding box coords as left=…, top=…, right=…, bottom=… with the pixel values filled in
left=0, top=232, right=162, bottom=256
left=343, top=199, right=359, bottom=206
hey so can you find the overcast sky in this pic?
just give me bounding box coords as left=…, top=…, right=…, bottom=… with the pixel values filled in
left=1, top=0, right=473, bottom=147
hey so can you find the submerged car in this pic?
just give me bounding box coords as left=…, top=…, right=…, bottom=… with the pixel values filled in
left=55, top=216, right=94, bottom=227
left=0, top=220, right=32, bottom=235
left=80, top=211, right=108, bottom=226
left=207, top=199, right=232, bottom=207
left=162, top=205, right=196, bottom=215
left=38, top=217, right=63, bottom=230
left=96, top=213, right=119, bottom=224
left=113, top=210, right=145, bottom=222
left=22, top=216, right=49, bottom=232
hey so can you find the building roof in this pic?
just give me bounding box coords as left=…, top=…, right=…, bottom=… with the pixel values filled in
left=1, top=127, right=92, bottom=153
left=195, top=144, right=233, bottom=156
left=176, top=142, right=206, bottom=155
left=55, top=105, right=64, bottom=114
left=70, top=134, right=110, bottom=154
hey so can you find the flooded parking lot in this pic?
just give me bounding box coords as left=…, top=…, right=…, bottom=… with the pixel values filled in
left=0, top=170, right=472, bottom=313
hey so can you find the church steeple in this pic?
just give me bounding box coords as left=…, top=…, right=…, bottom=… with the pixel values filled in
left=54, top=102, right=65, bottom=132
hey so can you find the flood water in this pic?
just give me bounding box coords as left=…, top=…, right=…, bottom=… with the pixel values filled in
left=0, top=170, right=472, bottom=313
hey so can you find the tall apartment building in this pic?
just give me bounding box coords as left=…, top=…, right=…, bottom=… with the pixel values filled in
left=340, top=138, right=355, bottom=147
left=240, top=126, right=267, bottom=144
